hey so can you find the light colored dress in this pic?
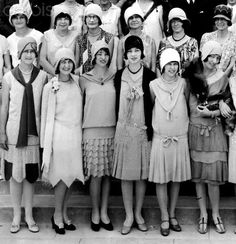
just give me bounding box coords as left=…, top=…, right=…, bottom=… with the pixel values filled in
left=51, top=1, right=84, bottom=35
left=7, top=29, right=43, bottom=67
left=43, top=29, right=77, bottom=68
left=41, top=76, right=84, bottom=187
left=100, top=4, right=121, bottom=37
left=133, top=1, right=164, bottom=52
left=112, top=67, right=150, bottom=180
left=200, top=31, right=236, bottom=72
left=80, top=70, right=116, bottom=180
left=189, top=70, right=228, bottom=185
left=149, top=77, right=191, bottom=183
left=1, top=68, right=47, bottom=183
left=157, top=35, right=199, bottom=74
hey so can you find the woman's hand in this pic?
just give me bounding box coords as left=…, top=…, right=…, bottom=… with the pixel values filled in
left=0, top=133, right=8, bottom=150
left=219, top=101, right=232, bottom=118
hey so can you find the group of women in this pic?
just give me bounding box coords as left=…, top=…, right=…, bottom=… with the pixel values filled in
left=1, top=0, right=236, bottom=239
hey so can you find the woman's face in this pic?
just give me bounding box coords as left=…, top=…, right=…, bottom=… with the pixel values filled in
left=55, top=16, right=70, bottom=30
left=163, top=61, right=179, bottom=78
left=95, top=49, right=110, bottom=67
left=204, top=54, right=221, bottom=70
left=128, top=14, right=143, bottom=30
left=20, top=45, right=36, bottom=65
left=215, top=17, right=229, bottom=30
left=59, top=58, right=74, bottom=76
left=11, top=14, right=27, bottom=29
left=86, top=15, right=99, bottom=29
left=126, top=47, right=142, bottom=64
left=170, top=18, right=184, bottom=33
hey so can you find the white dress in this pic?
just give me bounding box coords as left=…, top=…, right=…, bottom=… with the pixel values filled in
left=7, top=29, right=43, bottom=68
left=41, top=78, right=84, bottom=187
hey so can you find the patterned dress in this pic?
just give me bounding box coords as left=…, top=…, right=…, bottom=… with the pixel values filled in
left=75, top=28, right=113, bottom=74
left=157, top=35, right=198, bottom=74
left=200, top=31, right=236, bottom=72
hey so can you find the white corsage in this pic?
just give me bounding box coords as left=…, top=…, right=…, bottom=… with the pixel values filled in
left=127, top=86, right=144, bottom=100
left=51, top=77, right=60, bottom=93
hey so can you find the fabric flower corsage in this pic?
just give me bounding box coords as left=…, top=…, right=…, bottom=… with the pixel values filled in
left=127, top=86, right=144, bottom=100
left=51, top=77, right=60, bottom=93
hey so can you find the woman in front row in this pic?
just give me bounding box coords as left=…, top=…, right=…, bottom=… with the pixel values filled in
left=185, top=40, right=234, bottom=234
left=80, top=40, right=116, bottom=232
left=112, top=35, right=156, bottom=235
left=41, top=48, right=84, bottom=235
left=149, top=48, right=191, bottom=237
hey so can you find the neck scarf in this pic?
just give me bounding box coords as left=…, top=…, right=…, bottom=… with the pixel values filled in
left=11, top=65, right=40, bottom=148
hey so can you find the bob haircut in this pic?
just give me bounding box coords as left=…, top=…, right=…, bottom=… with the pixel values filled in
left=11, top=13, right=28, bottom=25
left=168, top=18, right=190, bottom=35
left=92, top=47, right=111, bottom=67
left=161, top=61, right=180, bottom=74
left=55, top=58, right=75, bottom=74
left=202, top=54, right=221, bottom=64
left=54, top=12, right=72, bottom=28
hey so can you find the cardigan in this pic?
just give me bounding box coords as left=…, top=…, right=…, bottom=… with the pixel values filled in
left=114, top=66, right=156, bottom=141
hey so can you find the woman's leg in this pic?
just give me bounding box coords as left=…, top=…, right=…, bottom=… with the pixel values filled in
left=62, top=186, right=71, bottom=223
left=90, top=176, right=102, bottom=224
left=196, top=182, right=208, bottom=219
left=10, top=178, right=23, bottom=225
left=169, top=182, right=180, bottom=226
left=23, top=179, right=35, bottom=224
left=208, top=183, right=225, bottom=233
left=121, top=180, right=134, bottom=226
left=54, top=180, right=67, bottom=225
left=134, top=180, right=146, bottom=224
left=195, top=182, right=208, bottom=233
left=100, top=176, right=111, bottom=223
left=156, top=183, right=169, bottom=228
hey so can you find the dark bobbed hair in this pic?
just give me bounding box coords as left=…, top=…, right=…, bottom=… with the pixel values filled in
left=168, top=18, right=190, bottom=35
left=202, top=54, right=221, bottom=64
left=11, top=13, right=28, bottom=25
left=55, top=58, right=75, bottom=74
left=84, top=15, right=102, bottom=26
left=124, top=35, right=145, bottom=60
left=54, top=12, right=72, bottom=28
left=92, top=47, right=111, bottom=67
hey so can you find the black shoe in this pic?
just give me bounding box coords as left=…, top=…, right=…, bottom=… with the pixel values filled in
left=169, top=217, right=182, bottom=232
left=160, top=220, right=170, bottom=237
left=51, top=216, right=65, bottom=235
left=100, top=220, right=113, bottom=231
left=64, top=220, right=76, bottom=231
left=91, top=221, right=100, bottom=232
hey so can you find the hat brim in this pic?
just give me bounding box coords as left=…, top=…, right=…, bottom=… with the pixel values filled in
left=213, top=15, right=232, bottom=25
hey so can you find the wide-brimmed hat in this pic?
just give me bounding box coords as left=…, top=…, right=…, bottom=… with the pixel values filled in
left=213, top=4, right=232, bottom=26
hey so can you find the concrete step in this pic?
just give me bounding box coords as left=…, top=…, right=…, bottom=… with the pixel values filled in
left=0, top=195, right=236, bottom=226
